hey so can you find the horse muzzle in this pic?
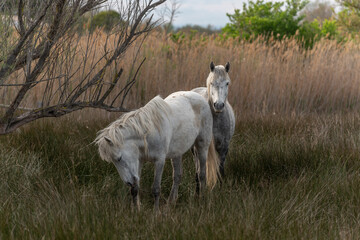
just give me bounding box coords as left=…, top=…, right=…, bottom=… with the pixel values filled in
left=126, top=175, right=139, bottom=187
left=213, top=102, right=225, bottom=112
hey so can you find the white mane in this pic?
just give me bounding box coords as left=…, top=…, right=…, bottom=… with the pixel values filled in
left=95, top=96, right=171, bottom=162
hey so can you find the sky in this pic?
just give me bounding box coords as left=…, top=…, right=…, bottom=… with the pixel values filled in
left=171, top=0, right=245, bottom=29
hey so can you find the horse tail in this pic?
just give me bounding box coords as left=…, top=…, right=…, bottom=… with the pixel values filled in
left=206, top=137, right=220, bottom=189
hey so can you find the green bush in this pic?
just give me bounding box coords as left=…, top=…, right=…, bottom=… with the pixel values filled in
left=297, top=19, right=322, bottom=48
left=222, top=0, right=339, bottom=48
left=89, top=10, right=122, bottom=33
left=222, top=0, right=308, bottom=41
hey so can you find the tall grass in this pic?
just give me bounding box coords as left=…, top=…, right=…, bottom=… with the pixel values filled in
left=120, top=34, right=360, bottom=115
left=2, top=32, right=360, bottom=118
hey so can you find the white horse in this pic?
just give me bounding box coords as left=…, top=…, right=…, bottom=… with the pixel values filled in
left=192, top=62, right=235, bottom=178
left=95, top=91, right=219, bottom=211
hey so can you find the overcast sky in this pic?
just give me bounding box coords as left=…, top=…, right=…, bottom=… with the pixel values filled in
left=171, top=0, right=245, bottom=29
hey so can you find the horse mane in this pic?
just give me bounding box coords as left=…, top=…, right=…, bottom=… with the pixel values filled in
left=95, top=96, right=171, bottom=162
left=206, top=65, right=229, bottom=97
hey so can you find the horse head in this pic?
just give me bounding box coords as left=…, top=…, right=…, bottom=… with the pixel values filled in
left=101, top=136, right=141, bottom=187
left=206, top=61, right=231, bottom=113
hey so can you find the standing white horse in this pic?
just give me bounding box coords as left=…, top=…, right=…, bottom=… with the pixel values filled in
left=95, top=91, right=219, bottom=211
left=192, top=62, right=235, bottom=178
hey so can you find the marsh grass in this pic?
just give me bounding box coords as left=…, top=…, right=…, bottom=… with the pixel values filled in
left=3, top=33, right=360, bottom=118
left=1, top=114, right=360, bottom=239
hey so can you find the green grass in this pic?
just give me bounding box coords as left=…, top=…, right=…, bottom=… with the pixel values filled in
left=1, top=114, right=360, bottom=239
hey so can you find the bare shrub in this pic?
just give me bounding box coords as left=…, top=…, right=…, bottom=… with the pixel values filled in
left=0, top=0, right=165, bottom=134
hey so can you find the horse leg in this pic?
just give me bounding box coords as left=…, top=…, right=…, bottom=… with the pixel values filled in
left=168, top=156, right=182, bottom=204
left=131, top=182, right=139, bottom=211
left=195, top=172, right=200, bottom=195
left=134, top=161, right=143, bottom=211
left=191, top=147, right=201, bottom=194
left=152, top=158, right=165, bottom=212
left=216, top=147, right=228, bottom=184
left=219, top=148, right=228, bottom=180
left=196, top=147, right=207, bottom=195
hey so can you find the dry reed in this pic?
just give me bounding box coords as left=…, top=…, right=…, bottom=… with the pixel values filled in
left=2, top=31, right=360, bottom=121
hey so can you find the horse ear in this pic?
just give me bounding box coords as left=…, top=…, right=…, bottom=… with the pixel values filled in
left=210, top=62, right=215, bottom=72
left=104, top=137, right=114, bottom=146
left=225, top=62, right=230, bottom=72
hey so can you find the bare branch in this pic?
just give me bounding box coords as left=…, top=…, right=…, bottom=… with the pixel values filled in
left=0, top=0, right=166, bottom=135
left=2, top=102, right=129, bottom=135
left=0, top=2, right=51, bottom=83
left=17, top=0, right=26, bottom=36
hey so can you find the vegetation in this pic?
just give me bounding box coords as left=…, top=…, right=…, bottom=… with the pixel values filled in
left=89, top=10, right=122, bottom=32
left=175, top=24, right=220, bottom=34
left=2, top=0, right=360, bottom=237
left=222, top=0, right=309, bottom=40
left=301, top=0, right=334, bottom=23
left=1, top=31, right=360, bottom=238
left=0, top=0, right=165, bottom=135
left=1, top=113, right=360, bottom=238
left=336, top=0, right=360, bottom=39
left=3, top=31, right=360, bottom=115
left=219, top=0, right=360, bottom=48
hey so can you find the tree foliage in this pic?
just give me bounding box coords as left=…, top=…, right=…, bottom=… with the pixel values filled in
left=222, top=0, right=339, bottom=48
left=222, top=0, right=308, bottom=40
left=336, top=0, right=360, bottom=38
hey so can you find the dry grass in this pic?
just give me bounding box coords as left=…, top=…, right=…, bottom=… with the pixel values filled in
left=120, top=33, right=360, bottom=115
left=3, top=32, right=360, bottom=119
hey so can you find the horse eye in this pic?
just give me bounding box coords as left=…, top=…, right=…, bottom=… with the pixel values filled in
left=117, top=156, right=122, bottom=162
left=226, top=82, right=229, bottom=86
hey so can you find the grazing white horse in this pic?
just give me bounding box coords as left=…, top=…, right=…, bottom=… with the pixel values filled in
left=95, top=91, right=219, bottom=211
left=192, top=62, right=235, bottom=178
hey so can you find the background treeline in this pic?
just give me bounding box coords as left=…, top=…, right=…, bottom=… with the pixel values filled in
left=77, top=0, right=360, bottom=49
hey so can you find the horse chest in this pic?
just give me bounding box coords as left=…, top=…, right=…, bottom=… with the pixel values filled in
left=213, top=111, right=231, bottom=139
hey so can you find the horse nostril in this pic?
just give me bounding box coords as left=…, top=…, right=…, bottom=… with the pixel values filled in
left=213, top=102, right=217, bottom=108
left=126, top=181, right=132, bottom=187
left=220, top=103, right=225, bottom=108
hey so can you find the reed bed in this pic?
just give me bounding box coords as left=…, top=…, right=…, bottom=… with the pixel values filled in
left=2, top=32, right=360, bottom=120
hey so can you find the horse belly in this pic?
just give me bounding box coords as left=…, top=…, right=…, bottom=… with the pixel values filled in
left=167, top=124, right=199, bottom=158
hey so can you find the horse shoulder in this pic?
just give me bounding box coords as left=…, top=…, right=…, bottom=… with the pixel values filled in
left=145, top=121, right=171, bottom=161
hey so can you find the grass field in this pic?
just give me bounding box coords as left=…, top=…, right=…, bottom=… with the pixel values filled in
left=1, top=113, right=360, bottom=239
